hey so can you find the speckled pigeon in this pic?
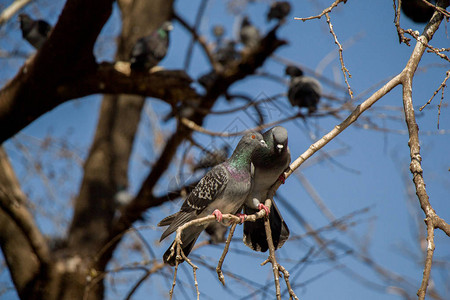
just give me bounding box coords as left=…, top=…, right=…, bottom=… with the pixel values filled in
left=19, top=14, right=51, bottom=49
left=240, top=16, right=260, bottom=49
left=286, top=65, right=322, bottom=114
left=159, top=132, right=267, bottom=265
left=267, top=1, right=292, bottom=22
left=130, top=21, right=173, bottom=71
left=243, top=126, right=291, bottom=252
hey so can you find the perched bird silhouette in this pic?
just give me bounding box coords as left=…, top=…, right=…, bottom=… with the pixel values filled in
left=401, top=0, right=437, bottom=23
left=19, top=14, right=51, bottom=49
left=286, top=65, right=322, bottom=114
left=130, top=21, right=173, bottom=71
left=158, top=132, right=267, bottom=265
left=192, top=144, right=231, bottom=172
left=267, top=1, right=292, bottom=22
left=240, top=16, right=260, bottom=49
left=243, top=126, right=291, bottom=252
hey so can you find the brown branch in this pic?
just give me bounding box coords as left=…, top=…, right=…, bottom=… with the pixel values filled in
left=182, top=0, right=209, bottom=71
left=173, top=12, right=217, bottom=71
left=0, top=0, right=32, bottom=25
left=260, top=200, right=281, bottom=299
left=216, top=223, right=237, bottom=285
left=0, top=150, right=51, bottom=267
left=180, top=112, right=303, bottom=137
left=398, top=2, right=450, bottom=298
left=0, top=0, right=115, bottom=143
left=294, top=0, right=347, bottom=21
left=325, top=12, right=353, bottom=98
left=419, top=70, right=450, bottom=114
left=60, top=63, right=196, bottom=105
left=393, top=0, right=411, bottom=45
left=419, top=0, right=450, bottom=18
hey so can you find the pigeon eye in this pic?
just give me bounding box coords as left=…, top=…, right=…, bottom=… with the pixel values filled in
left=251, top=134, right=256, bottom=139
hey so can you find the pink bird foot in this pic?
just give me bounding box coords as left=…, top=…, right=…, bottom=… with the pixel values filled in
left=212, top=209, right=223, bottom=222
left=236, top=213, right=247, bottom=223
left=258, top=203, right=270, bottom=216
left=278, top=173, right=286, bottom=184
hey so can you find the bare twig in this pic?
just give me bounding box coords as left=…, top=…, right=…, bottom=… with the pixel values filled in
left=325, top=13, right=353, bottom=98
left=216, top=223, right=237, bottom=285
left=183, top=0, right=209, bottom=71
left=419, top=70, right=450, bottom=129
left=173, top=12, right=217, bottom=71
left=0, top=0, right=33, bottom=26
left=180, top=113, right=303, bottom=137
left=294, top=0, right=347, bottom=21
left=260, top=200, right=281, bottom=299
left=418, top=0, right=450, bottom=18
left=393, top=0, right=411, bottom=45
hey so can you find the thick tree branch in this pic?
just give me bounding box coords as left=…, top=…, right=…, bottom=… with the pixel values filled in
left=0, top=147, right=51, bottom=298
left=58, top=63, right=195, bottom=105
left=0, top=0, right=114, bottom=143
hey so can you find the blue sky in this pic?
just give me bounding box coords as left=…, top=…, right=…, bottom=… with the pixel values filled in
left=1, top=0, right=449, bottom=299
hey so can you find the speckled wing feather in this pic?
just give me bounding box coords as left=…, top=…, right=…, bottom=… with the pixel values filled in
left=159, top=164, right=228, bottom=241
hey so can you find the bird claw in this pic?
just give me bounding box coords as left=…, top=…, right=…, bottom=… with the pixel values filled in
left=212, top=209, right=223, bottom=222
left=258, top=203, right=270, bottom=216
left=236, top=213, right=247, bottom=223
left=278, top=173, right=286, bottom=184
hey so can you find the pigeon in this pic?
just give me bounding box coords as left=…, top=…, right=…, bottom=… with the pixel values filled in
left=192, top=144, right=231, bottom=172
left=267, top=1, right=292, bottom=22
left=243, top=126, right=291, bottom=252
left=19, top=14, right=52, bottom=49
left=158, top=132, right=267, bottom=265
left=286, top=65, right=322, bottom=114
left=130, top=21, right=173, bottom=71
left=401, top=0, right=436, bottom=23
left=240, top=16, right=260, bottom=49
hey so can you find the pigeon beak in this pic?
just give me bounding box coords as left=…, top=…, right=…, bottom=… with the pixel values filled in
left=276, top=144, right=284, bottom=152
left=260, top=140, right=268, bottom=148
left=167, top=24, right=174, bottom=31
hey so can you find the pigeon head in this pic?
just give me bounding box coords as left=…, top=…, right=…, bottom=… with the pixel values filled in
left=270, top=126, right=288, bottom=154
left=19, top=14, right=33, bottom=33
left=285, top=65, right=303, bottom=77
left=231, top=132, right=267, bottom=161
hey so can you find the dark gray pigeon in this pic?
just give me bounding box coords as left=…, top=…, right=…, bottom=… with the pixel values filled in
left=159, top=132, right=267, bottom=265
left=401, top=0, right=437, bottom=23
left=19, top=14, right=51, bottom=49
left=267, top=1, right=292, bottom=22
left=130, top=21, right=173, bottom=71
left=286, top=65, right=322, bottom=114
left=243, top=126, right=291, bottom=252
left=240, top=16, right=260, bottom=49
